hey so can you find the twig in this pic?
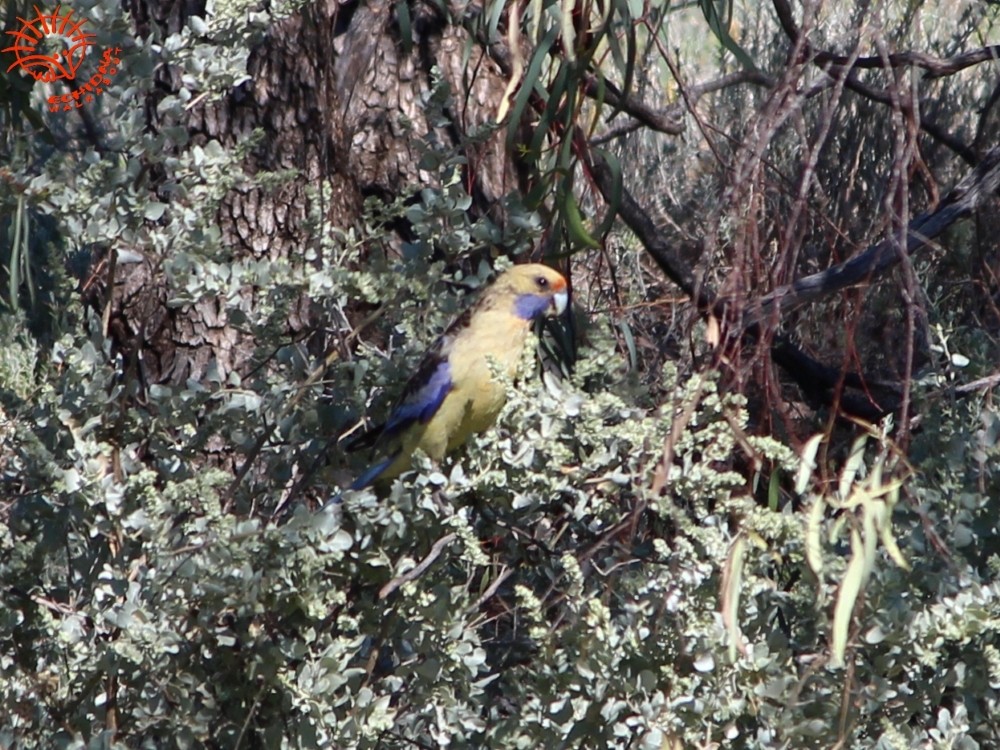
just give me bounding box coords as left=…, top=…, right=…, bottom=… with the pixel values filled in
left=471, top=566, right=515, bottom=611
left=771, top=0, right=976, bottom=161
left=954, top=371, right=1000, bottom=394
left=379, top=533, right=457, bottom=600
left=590, top=70, right=775, bottom=145
left=741, top=147, right=1000, bottom=330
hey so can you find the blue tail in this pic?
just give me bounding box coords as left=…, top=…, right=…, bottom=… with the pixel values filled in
left=321, top=455, right=396, bottom=510
left=350, top=456, right=395, bottom=490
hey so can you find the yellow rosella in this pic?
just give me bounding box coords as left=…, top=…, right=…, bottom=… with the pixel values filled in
left=348, top=263, right=568, bottom=489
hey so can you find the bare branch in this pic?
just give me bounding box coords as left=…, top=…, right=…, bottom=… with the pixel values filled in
left=954, top=371, right=1000, bottom=394
left=742, top=147, right=1000, bottom=330
left=771, top=0, right=976, bottom=161
left=582, top=75, right=685, bottom=135
left=773, top=0, right=1000, bottom=78
left=378, top=533, right=458, bottom=600
left=591, top=70, right=775, bottom=145
left=588, top=135, right=1000, bottom=423
left=587, top=154, right=705, bottom=303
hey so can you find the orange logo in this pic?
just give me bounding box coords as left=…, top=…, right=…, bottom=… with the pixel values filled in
left=3, top=5, right=121, bottom=113
left=3, top=6, right=95, bottom=82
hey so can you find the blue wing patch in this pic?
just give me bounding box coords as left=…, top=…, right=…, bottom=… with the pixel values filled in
left=382, top=359, right=453, bottom=439
left=343, top=360, right=451, bottom=491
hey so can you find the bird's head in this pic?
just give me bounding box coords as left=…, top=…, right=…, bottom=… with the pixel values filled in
left=497, top=264, right=569, bottom=321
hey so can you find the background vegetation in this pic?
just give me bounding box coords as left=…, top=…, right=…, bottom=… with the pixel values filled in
left=2, top=0, right=1000, bottom=747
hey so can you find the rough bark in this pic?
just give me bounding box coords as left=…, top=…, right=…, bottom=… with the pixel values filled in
left=109, top=0, right=512, bottom=388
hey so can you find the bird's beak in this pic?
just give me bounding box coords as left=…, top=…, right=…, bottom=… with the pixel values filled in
left=552, top=290, right=568, bottom=316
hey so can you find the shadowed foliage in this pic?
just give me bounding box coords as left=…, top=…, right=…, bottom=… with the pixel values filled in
left=2, top=0, right=1000, bottom=747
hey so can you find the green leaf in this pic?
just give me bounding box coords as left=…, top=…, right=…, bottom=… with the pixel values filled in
left=484, top=0, right=505, bottom=43
left=562, top=188, right=600, bottom=250
left=722, top=534, right=747, bottom=661
left=805, top=495, right=825, bottom=576
left=878, top=486, right=910, bottom=571
left=591, top=148, right=622, bottom=241
left=559, top=0, right=576, bottom=62
left=830, top=527, right=866, bottom=668
left=505, top=26, right=558, bottom=151
left=145, top=202, right=168, bottom=220
left=396, top=0, right=413, bottom=56
left=839, top=434, right=867, bottom=500
left=604, top=0, right=637, bottom=122
left=699, top=0, right=760, bottom=72
left=618, top=320, right=637, bottom=370
left=767, top=469, right=780, bottom=511
left=795, top=433, right=823, bottom=495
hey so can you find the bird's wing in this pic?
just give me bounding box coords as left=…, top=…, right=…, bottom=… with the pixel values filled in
left=345, top=346, right=454, bottom=490
left=380, top=348, right=454, bottom=443
left=351, top=310, right=473, bottom=451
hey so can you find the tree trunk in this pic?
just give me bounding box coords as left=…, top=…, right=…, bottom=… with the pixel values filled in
left=110, top=0, right=512, bottom=387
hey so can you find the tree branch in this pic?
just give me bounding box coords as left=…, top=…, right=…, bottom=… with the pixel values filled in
left=587, top=153, right=706, bottom=304
left=771, top=0, right=976, bottom=162
left=773, top=0, right=1000, bottom=77
left=588, top=141, right=1000, bottom=422
left=590, top=70, right=775, bottom=145
left=378, top=533, right=457, bottom=600
left=740, top=147, right=1000, bottom=331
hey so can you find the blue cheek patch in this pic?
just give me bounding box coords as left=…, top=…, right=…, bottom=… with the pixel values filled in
left=384, top=360, right=453, bottom=435
left=514, top=293, right=551, bottom=320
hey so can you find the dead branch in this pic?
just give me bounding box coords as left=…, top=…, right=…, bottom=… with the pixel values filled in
left=742, top=147, right=1000, bottom=330
left=588, top=142, right=1000, bottom=421
left=954, top=371, right=1000, bottom=394
left=771, top=0, right=1000, bottom=79
left=591, top=70, right=775, bottom=145
left=378, top=533, right=457, bottom=600
left=771, top=0, right=977, bottom=161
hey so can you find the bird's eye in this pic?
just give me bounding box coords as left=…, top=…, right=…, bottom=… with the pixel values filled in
left=536, top=276, right=549, bottom=288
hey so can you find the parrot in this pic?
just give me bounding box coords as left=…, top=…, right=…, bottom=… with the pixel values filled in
left=345, top=263, right=569, bottom=491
